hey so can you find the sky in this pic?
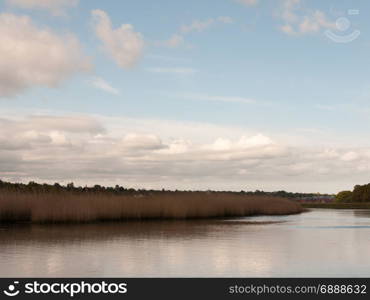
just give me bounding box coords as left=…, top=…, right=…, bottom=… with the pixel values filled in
left=0, top=0, right=369, bottom=193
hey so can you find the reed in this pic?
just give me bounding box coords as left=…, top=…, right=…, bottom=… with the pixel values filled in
left=0, top=191, right=304, bottom=223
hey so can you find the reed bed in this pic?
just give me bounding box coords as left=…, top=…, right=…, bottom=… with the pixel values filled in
left=0, top=191, right=304, bottom=223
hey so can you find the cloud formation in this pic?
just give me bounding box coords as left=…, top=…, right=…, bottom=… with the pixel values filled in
left=180, top=16, right=234, bottom=34
left=89, top=77, right=120, bottom=95
left=91, top=9, right=144, bottom=69
left=0, top=113, right=369, bottom=192
left=278, top=0, right=336, bottom=35
left=6, top=0, right=78, bottom=16
left=180, top=19, right=215, bottom=34
left=0, top=13, right=91, bottom=97
left=162, top=16, right=233, bottom=48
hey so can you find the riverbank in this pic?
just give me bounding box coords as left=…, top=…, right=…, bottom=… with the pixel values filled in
left=0, top=191, right=304, bottom=223
left=302, top=202, right=370, bottom=209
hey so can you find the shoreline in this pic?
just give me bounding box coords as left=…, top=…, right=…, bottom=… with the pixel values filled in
left=0, top=211, right=302, bottom=225
left=302, top=203, right=370, bottom=209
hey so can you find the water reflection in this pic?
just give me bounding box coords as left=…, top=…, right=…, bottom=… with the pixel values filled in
left=0, top=209, right=370, bottom=277
left=0, top=219, right=281, bottom=243
left=353, top=209, right=370, bottom=218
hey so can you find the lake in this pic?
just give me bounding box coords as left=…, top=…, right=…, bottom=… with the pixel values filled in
left=1, top=209, right=370, bottom=277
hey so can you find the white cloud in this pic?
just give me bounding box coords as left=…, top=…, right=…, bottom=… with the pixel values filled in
left=205, top=134, right=274, bottom=151
left=1, top=112, right=370, bottom=192
left=0, top=114, right=285, bottom=188
left=236, top=0, right=258, bottom=7
left=23, top=115, right=105, bottom=133
left=146, top=68, right=197, bottom=74
left=340, top=151, right=358, bottom=162
left=278, top=0, right=336, bottom=36
left=238, top=134, right=273, bottom=147
left=180, top=19, right=215, bottom=34
left=89, top=77, right=119, bottom=95
left=180, top=16, right=234, bottom=34
left=0, top=13, right=91, bottom=97
left=160, top=16, right=233, bottom=48
left=6, top=0, right=78, bottom=16
left=299, top=10, right=336, bottom=34
left=91, top=9, right=144, bottom=69
left=122, top=134, right=165, bottom=150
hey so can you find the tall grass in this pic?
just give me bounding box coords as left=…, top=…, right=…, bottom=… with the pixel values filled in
left=0, top=191, right=304, bottom=223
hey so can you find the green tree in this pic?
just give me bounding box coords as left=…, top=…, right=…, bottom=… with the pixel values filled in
left=336, top=190, right=353, bottom=203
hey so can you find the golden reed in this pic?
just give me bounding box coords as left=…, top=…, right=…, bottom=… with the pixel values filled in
left=0, top=191, right=304, bottom=223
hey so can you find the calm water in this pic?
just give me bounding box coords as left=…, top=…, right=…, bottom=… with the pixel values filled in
left=1, top=209, right=370, bottom=277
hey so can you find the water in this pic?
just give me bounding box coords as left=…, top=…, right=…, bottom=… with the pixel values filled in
left=1, top=209, right=370, bottom=277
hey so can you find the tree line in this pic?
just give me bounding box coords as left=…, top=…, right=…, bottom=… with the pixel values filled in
left=0, top=179, right=331, bottom=199
left=336, top=183, right=370, bottom=203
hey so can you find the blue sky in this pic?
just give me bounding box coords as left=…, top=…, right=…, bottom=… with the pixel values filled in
left=0, top=0, right=369, bottom=193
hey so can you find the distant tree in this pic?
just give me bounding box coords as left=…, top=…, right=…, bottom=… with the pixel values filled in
left=352, top=184, right=370, bottom=202
left=66, top=182, right=75, bottom=189
left=92, top=185, right=103, bottom=193
left=336, top=190, right=353, bottom=203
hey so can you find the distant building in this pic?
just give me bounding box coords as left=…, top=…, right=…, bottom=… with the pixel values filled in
left=298, top=195, right=335, bottom=203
